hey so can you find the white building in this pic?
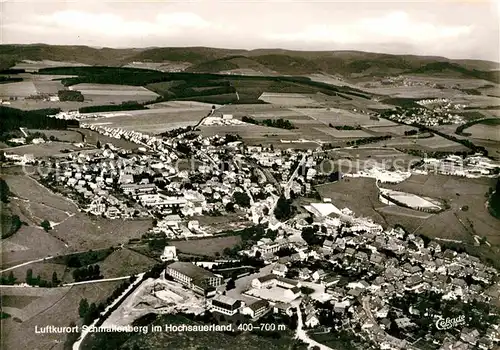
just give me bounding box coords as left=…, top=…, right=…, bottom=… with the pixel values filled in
left=160, top=246, right=178, bottom=262
left=209, top=294, right=242, bottom=316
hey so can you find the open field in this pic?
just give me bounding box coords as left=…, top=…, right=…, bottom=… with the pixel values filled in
left=3, top=142, right=83, bottom=157
left=124, top=61, right=191, bottom=71
left=291, top=107, right=398, bottom=127
left=84, top=106, right=209, bottom=134
left=376, top=205, right=433, bottom=219
left=1, top=261, right=69, bottom=284
left=364, top=125, right=418, bottom=136
left=98, top=248, right=157, bottom=278
left=464, top=122, right=500, bottom=141
left=70, top=83, right=159, bottom=104
left=0, top=81, right=37, bottom=97
left=12, top=60, right=90, bottom=71
left=363, top=85, right=463, bottom=99
left=169, top=235, right=242, bottom=256
left=26, top=129, right=84, bottom=143
left=383, top=174, right=500, bottom=245
left=315, top=177, right=387, bottom=226
left=1, top=281, right=122, bottom=350
left=75, top=128, right=140, bottom=149
left=315, top=127, right=372, bottom=138
left=258, top=92, right=320, bottom=106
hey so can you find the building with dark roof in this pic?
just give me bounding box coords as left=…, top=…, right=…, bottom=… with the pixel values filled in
left=209, top=294, right=242, bottom=316
left=242, top=299, right=270, bottom=319
left=166, top=262, right=222, bottom=296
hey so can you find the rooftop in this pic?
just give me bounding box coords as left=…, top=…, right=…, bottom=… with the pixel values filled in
left=167, top=262, right=218, bottom=281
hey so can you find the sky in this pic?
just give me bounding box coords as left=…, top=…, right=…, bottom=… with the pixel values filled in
left=1, top=0, right=499, bottom=61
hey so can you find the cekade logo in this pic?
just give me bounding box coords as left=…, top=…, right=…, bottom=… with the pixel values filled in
left=435, top=315, right=466, bottom=330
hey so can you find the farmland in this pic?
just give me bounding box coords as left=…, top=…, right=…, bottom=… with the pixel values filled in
left=168, top=235, right=242, bottom=257
left=290, top=107, right=398, bottom=127
left=462, top=119, right=500, bottom=142
left=69, top=83, right=159, bottom=104
left=83, top=106, right=210, bottom=134
left=0, top=80, right=37, bottom=97
left=25, top=129, right=84, bottom=143
left=3, top=142, right=83, bottom=157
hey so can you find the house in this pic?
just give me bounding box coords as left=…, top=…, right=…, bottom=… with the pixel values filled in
left=304, top=312, right=320, bottom=328
left=284, top=286, right=301, bottom=300
left=299, top=268, right=311, bottom=280
left=209, top=294, right=242, bottom=316
left=187, top=220, right=200, bottom=232
left=312, top=269, right=326, bottom=282
left=272, top=263, right=288, bottom=277
left=241, top=300, right=270, bottom=319
left=165, top=262, right=222, bottom=296
left=160, top=246, right=177, bottom=262
left=323, top=239, right=334, bottom=251
left=273, top=302, right=294, bottom=317
left=251, top=274, right=276, bottom=289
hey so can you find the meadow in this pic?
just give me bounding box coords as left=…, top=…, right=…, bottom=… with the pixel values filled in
left=258, top=92, right=320, bottom=106
left=84, top=106, right=209, bottom=134
left=70, top=83, right=159, bottom=104
left=169, top=235, right=242, bottom=257
left=4, top=142, right=83, bottom=157
left=291, top=107, right=398, bottom=127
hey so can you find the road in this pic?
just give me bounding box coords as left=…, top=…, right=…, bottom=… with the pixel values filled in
left=295, top=306, right=334, bottom=350
left=62, top=276, right=131, bottom=287
left=72, top=272, right=145, bottom=350
left=0, top=256, right=54, bottom=274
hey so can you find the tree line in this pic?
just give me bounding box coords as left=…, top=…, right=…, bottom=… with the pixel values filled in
left=0, top=106, right=79, bottom=133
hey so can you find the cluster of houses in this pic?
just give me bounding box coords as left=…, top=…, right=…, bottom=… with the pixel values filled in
left=385, top=107, right=464, bottom=127
left=418, top=155, right=500, bottom=177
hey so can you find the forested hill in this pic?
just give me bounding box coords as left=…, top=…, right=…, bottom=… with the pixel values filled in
left=1, top=44, right=498, bottom=81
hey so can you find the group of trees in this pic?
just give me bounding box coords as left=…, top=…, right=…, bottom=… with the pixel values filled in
left=0, top=178, right=10, bottom=203
left=0, top=106, right=78, bottom=133
left=58, top=90, right=84, bottom=102
left=274, top=196, right=294, bottom=221
left=346, top=135, right=392, bottom=146
left=40, top=219, right=52, bottom=232
left=232, top=191, right=251, bottom=208
left=301, top=225, right=326, bottom=246
left=78, top=298, right=103, bottom=325
left=488, top=179, right=500, bottom=219
left=241, top=116, right=295, bottom=130
left=79, top=100, right=147, bottom=113
left=2, top=214, right=25, bottom=239
left=329, top=124, right=361, bottom=130
left=0, top=271, right=16, bottom=285
left=25, top=269, right=60, bottom=287
left=72, top=264, right=102, bottom=282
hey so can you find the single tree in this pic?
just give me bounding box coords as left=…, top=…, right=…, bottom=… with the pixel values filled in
left=7, top=271, right=16, bottom=284
left=79, top=298, right=89, bottom=318
left=40, top=219, right=52, bottom=232
left=52, top=271, right=59, bottom=285
left=26, top=269, right=33, bottom=284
